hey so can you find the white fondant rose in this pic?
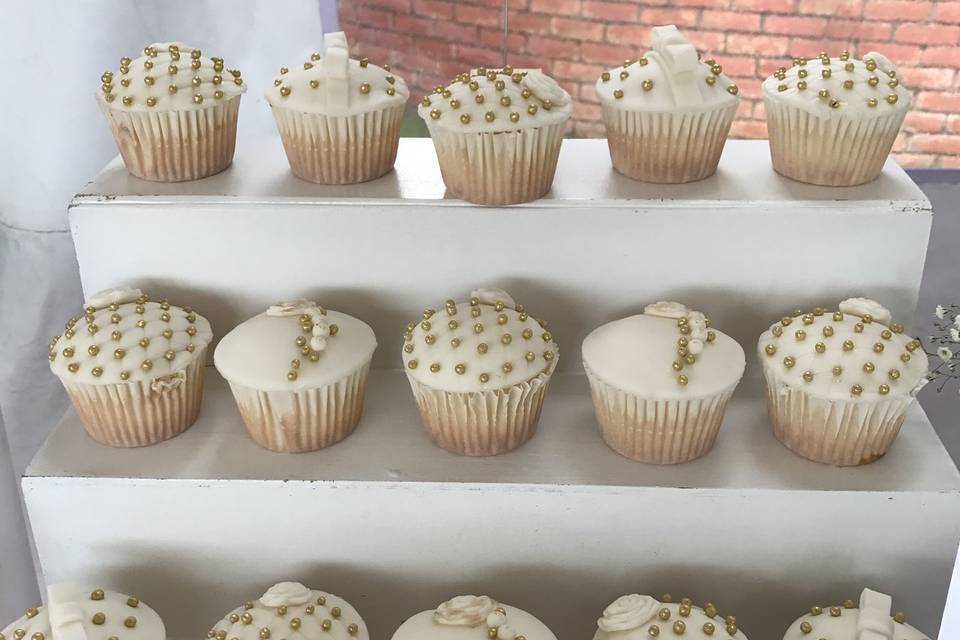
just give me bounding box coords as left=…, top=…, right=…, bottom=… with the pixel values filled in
left=267, top=299, right=318, bottom=317
left=522, top=71, right=569, bottom=106
left=839, top=298, right=892, bottom=325
left=84, top=287, right=143, bottom=309
left=685, top=311, right=708, bottom=341
left=644, top=301, right=690, bottom=319
left=486, top=611, right=507, bottom=628
left=48, top=583, right=91, bottom=640
left=471, top=288, right=516, bottom=309
left=597, top=594, right=659, bottom=632
left=434, top=595, right=497, bottom=627
left=260, top=582, right=314, bottom=607
left=857, top=589, right=894, bottom=639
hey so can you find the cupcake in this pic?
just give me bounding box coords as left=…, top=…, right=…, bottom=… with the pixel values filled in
left=782, top=588, right=929, bottom=640
left=594, top=594, right=748, bottom=640
left=48, top=287, right=212, bottom=447
left=214, top=299, right=377, bottom=453
left=391, top=595, right=556, bottom=640
left=582, top=302, right=745, bottom=464
left=2, top=584, right=165, bottom=640
left=758, top=298, right=928, bottom=466
left=208, top=582, right=368, bottom=640
left=418, top=66, right=571, bottom=205
left=97, top=42, right=245, bottom=182
left=265, top=31, right=408, bottom=184
left=402, top=288, right=558, bottom=456
left=595, top=25, right=739, bottom=184
left=762, top=51, right=910, bottom=186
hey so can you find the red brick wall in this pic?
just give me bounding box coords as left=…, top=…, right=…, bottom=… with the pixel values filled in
left=338, top=0, right=960, bottom=168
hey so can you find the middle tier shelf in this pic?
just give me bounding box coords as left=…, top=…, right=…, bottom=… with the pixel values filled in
left=27, top=369, right=959, bottom=491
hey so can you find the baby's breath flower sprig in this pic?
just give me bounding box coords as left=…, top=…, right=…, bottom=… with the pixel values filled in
left=925, top=303, right=960, bottom=393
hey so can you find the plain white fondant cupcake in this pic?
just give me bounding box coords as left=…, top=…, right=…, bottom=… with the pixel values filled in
left=782, top=588, right=929, bottom=640
left=582, top=302, right=745, bottom=464
left=208, top=582, right=368, bottom=640
left=595, top=25, right=739, bottom=184
left=215, top=300, right=377, bottom=453
left=265, top=31, right=409, bottom=184
left=391, top=595, right=557, bottom=640
left=762, top=51, right=910, bottom=186
left=402, top=288, right=558, bottom=456
left=418, top=66, right=571, bottom=205
left=1, top=584, right=166, bottom=640
left=48, top=287, right=213, bottom=447
left=594, top=594, right=748, bottom=640
left=97, top=43, right=246, bottom=182
left=758, top=298, right=928, bottom=466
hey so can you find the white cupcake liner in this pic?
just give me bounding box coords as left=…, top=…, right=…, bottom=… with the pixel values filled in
left=98, top=96, right=241, bottom=182
left=426, top=120, right=567, bottom=205
left=584, top=364, right=737, bottom=464
left=227, top=361, right=371, bottom=453
left=762, top=367, right=913, bottom=466
left=600, top=102, right=737, bottom=183
left=764, top=97, right=907, bottom=186
left=270, top=103, right=404, bottom=184
left=405, top=365, right=555, bottom=456
left=58, top=349, right=207, bottom=447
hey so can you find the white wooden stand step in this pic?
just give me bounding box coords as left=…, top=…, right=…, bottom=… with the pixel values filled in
left=22, top=137, right=958, bottom=640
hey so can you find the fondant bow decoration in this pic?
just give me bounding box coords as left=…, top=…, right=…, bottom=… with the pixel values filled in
left=48, top=584, right=89, bottom=640
left=857, top=589, right=894, bottom=640
left=649, top=25, right=702, bottom=106
left=322, top=31, right=349, bottom=109
left=267, top=299, right=331, bottom=352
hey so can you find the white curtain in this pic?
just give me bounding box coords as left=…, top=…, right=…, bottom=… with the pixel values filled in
left=0, top=0, right=336, bottom=619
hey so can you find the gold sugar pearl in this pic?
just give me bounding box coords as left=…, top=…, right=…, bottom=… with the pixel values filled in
left=799, top=621, right=812, bottom=634
left=601, top=71, right=610, bottom=81
left=830, top=606, right=842, bottom=616
left=620, top=70, right=629, bottom=80
left=460, top=114, right=471, bottom=124
left=455, top=364, right=466, bottom=374
left=783, top=356, right=796, bottom=368
left=894, top=612, right=906, bottom=624
left=331, top=607, right=341, bottom=618
left=642, top=79, right=653, bottom=91
left=658, top=608, right=671, bottom=621
left=811, top=606, right=823, bottom=616
left=348, top=624, right=359, bottom=636
left=92, top=613, right=106, bottom=625
left=502, top=363, right=513, bottom=373
left=705, top=75, right=716, bottom=86
left=613, top=89, right=624, bottom=99
left=726, top=84, right=738, bottom=95
left=124, top=617, right=137, bottom=629
left=672, top=621, right=685, bottom=634
left=359, top=82, right=371, bottom=94
left=430, top=363, right=441, bottom=373
left=702, top=622, right=714, bottom=636
left=889, top=368, right=901, bottom=380
left=479, top=373, right=490, bottom=383
left=802, top=370, right=814, bottom=382
left=648, top=626, right=660, bottom=637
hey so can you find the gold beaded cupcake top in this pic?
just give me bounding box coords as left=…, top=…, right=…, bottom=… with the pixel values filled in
left=97, top=42, right=245, bottom=111
left=48, top=287, right=212, bottom=385
left=782, top=588, right=928, bottom=640
left=264, top=31, right=408, bottom=114
left=595, top=25, right=739, bottom=110
left=762, top=51, right=909, bottom=117
left=209, top=583, right=367, bottom=640
left=595, top=593, right=747, bottom=640
left=417, top=67, right=571, bottom=133
left=758, top=298, right=928, bottom=400
left=402, top=287, right=558, bottom=393
left=1, top=584, right=165, bottom=640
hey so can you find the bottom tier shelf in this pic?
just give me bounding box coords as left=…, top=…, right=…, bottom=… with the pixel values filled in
left=22, top=371, right=960, bottom=640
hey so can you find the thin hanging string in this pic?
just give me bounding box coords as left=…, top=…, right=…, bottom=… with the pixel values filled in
left=502, top=0, right=509, bottom=67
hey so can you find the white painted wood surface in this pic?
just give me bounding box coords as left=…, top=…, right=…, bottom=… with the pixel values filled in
left=22, top=139, right=953, bottom=639
left=68, top=139, right=933, bottom=374
left=23, top=372, right=960, bottom=640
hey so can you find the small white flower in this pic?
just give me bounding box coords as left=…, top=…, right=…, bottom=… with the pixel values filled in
left=936, top=305, right=946, bottom=319
left=951, top=328, right=960, bottom=343
left=644, top=301, right=690, bottom=319
left=938, top=347, right=953, bottom=361
left=954, top=315, right=960, bottom=329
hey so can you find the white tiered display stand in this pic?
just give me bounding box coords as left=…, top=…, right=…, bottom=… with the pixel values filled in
left=22, top=138, right=960, bottom=640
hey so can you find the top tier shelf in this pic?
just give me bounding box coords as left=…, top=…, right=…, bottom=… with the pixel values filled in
left=77, top=138, right=929, bottom=210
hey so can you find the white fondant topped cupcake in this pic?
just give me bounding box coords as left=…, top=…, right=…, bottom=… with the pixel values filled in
left=782, top=588, right=928, bottom=640
left=264, top=32, right=408, bottom=115
left=209, top=582, right=368, bottom=640
left=215, top=300, right=377, bottom=452
left=595, top=26, right=739, bottom=111
left=418, top=67, right=571, bottom=134
left=595, top=25, right=739, bottom=183
left=391, top=595, right=556, bottom=640
left=594, top=594, right=748, bottom=640
left=0, top=584, right=165, bottom=640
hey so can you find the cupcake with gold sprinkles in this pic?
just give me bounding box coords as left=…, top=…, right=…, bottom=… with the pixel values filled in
left=48, top=286, right=213, bottom=447
left=595, top=25, right=739, bottom=184
left=758, top=298, right=928, bottom=466
left=782, top=588, right=929, bottom=640
left=214, top=299, right=377, bottom=453
left=762, top=50, right=910, bottom=186
left=208, top=582, right=368, bottom=640
left=97, top=42, right=245, bottom=182
left=418, top=66, right=571, bottom=205
left=1, top=584, right=165, bottom=640
left=593, top=593, right=748, bottom=640
left=391, top=595, right=557, bottom=640
left=265, top=31, right=408, bottom=184
left=402, top=287, right=558, bottom=456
